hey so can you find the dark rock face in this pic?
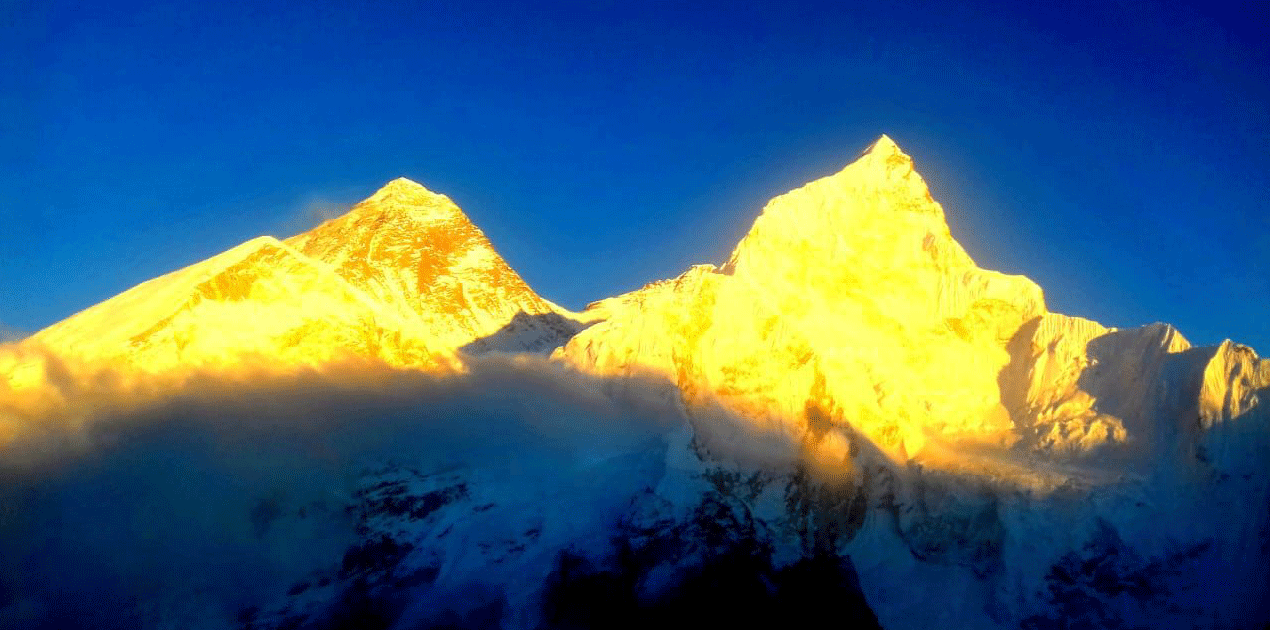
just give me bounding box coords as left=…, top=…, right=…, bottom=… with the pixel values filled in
left=237, top=463, right=886, bottom=630
left=1020, top=520, right=1212, bottom=630
left=539, top=533, right=882, bottom=630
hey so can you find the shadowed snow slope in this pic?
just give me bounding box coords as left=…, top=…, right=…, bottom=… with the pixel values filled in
left=554, top=136, right=1269, bottom=629
left=1, top=136, right=1267, bottom=630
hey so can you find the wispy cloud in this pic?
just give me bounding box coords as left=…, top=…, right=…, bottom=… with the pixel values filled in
left=0, top=322, right=26, bottom=343
left=277, top=187, right=370, bottom=237
left=295, top=198, right=350, bottom=230
left=0, top=345, right=831, bottom=629
left=0, top=348, right=711, bottom=627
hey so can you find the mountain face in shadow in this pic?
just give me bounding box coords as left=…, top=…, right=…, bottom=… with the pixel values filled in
left=2, top=136, right=1268, bottom=630
left=461, top=311, right=591, bottom=356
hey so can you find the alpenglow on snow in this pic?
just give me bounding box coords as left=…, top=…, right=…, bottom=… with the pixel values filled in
left=1, top=136, right=1266, bottom=630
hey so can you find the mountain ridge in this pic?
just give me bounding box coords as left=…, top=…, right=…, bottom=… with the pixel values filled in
left=9, top=137, right=1265, bottom=462
left=9, top=136, right=1265, bottom=463
left=1, top=135, right=1266, bottom=630
left=13, top=178, right=581, bottom=378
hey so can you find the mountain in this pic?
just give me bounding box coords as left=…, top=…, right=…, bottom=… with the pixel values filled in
left=15, top=179, right=582, bottom=377
left=556, top=135, right=1270, bottom=627
left=283, top=178, right=580, bottom=354
left=560, top=135, right=1046, bottom=459
left=559, top=135, right=1270, bottom=464
left=1, top=137, right=1266, bottom=630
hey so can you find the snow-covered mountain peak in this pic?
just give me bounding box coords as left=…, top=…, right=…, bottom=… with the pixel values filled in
left=282, top=181, right=567, bottom=343
left=5, top=137, right=1270, bottom=630
left=847, top=133, right=918, bottom=183
left=722, top=134, right=990, bottom=292
left=12, top=178, right=582, bottom=376
left=321, top=177, right=469, bottom=232
left=565, top=142, right=1050, bottom=461
left=553, top=139, right=1270, bottom=627
left=369, top=176, right=440, bottom=199
left=861, top=133, right=903, bottom=157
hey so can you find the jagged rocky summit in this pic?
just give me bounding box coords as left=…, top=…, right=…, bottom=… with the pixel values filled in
left=1, top=136, right=1267, bottom=630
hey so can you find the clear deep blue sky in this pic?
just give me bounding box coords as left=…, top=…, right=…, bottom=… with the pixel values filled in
left=2, top=0, right=1267, bottom=351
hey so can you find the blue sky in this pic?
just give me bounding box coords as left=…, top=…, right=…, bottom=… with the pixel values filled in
left=2, top=0, right=1267, bottom=352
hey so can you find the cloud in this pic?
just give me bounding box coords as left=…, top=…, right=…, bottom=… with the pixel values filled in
left=0, top=344, right=804, bottom=474
left=0, top=323, right=25, bottom=343
left=276, top=197, right=356, bottom=237
left=0, top=342, right=855, bottom=629
left=0, top=349, right=697, bottom=629
left=297, top=199, right=349, bottom=229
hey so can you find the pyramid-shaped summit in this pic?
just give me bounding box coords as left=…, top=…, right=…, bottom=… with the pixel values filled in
left=24, top=179, right=577, bottom=373
left=285, top=178, right=565, bottom=345
left=360, top=177, right=450, bottom=206
left=378, top=176, right=431, bottom=192
left=862, top=133, right=902, bottom=156
left=8, top=139, right=1270, bottom=630
left=725, top=133, right=972, bottom=281
left=561, top=139, right=1049, bottom=459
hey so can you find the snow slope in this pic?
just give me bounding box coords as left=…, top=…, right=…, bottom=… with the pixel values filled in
left=1, top=137, right=1266, bottom=630
left=16, top=179, right=581, bottom=378
left=555, top=135, right=1270, bottom=629
left=284, top=178, right=578, bottom=354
